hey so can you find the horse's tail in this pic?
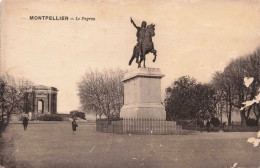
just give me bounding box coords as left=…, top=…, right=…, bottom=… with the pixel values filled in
left=129, top=46, right=138, bottom=65
left=129, top=53, right=134, bottom=65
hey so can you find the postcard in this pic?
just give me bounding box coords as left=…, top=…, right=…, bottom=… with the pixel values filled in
left=1, top=0, right=260, bottom=168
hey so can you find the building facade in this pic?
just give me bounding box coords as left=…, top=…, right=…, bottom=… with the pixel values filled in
left=24, top=85, right=58, bottom=114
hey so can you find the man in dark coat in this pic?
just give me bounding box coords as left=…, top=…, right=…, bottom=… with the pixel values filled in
left=206, top=120, right=210, bottom=132
left=72, top=118, right=78, bottom=135
left=23, top=117, right=28, bottom=131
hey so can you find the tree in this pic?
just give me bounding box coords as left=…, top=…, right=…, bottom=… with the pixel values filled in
left=78, top=68, right=124, bottom=119
left=243, top=49, right=260, bottom=125
left=212, top=71, right=234, bottom=126
left=1, top=74, right=33, bottom=123
left=212, top=48, right=260, bottom=126
left=195, top=83, right=219, bottom=120
left=165, top=76, right=218, bottom=121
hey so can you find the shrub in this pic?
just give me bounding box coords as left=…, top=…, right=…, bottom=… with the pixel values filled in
left=37, top=114, right=62, bottom=121
left=197, top=119, right=204, bottom=127
left=70, top=110, right=86, bottom=120
left=0, top=121, right=8, bottom=132
left=210, top=117, right=220, bottom=127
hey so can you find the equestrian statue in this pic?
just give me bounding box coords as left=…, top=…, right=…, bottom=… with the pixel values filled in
left=128, top=17, right=157, bottom=68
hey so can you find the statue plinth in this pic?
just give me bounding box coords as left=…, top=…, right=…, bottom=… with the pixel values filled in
left=120, top=68, right=166, bottom=119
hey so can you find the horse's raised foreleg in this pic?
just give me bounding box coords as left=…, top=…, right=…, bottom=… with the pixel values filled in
left=151, top=49, right=157, bottom=62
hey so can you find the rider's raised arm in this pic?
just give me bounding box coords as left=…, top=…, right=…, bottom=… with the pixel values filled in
left=130, top=17, right=139, bottom=29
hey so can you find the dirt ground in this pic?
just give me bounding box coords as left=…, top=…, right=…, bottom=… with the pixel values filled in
left=2, top=122, right=260, bottom=168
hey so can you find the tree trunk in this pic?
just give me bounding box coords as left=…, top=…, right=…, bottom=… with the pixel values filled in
left=246, top=106, right=253, bottom=118
left=6, top=113, right=10, bottom=124
left=240, top=109, right=247, bottom=126
left=228, top=103, right=232, bottom=126
left=226, top=100, right=229, bottom=125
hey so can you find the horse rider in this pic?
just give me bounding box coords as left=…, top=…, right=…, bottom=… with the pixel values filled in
left=130, top=17, right=147, bottom=55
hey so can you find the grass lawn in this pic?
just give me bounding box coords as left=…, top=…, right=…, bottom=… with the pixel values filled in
left=4, top=122, right=260, bottom=168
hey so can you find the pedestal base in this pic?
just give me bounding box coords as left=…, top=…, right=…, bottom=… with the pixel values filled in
left=120, top=67, right=166, bottom=120
left=120, top=103, right=166, bottom=119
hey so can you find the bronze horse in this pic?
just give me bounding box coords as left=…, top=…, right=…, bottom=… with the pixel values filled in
left=129, top=24, right=157, bottom=68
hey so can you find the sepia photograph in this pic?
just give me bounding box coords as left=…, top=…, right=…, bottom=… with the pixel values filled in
left=0, top=0, right=260, bottom=167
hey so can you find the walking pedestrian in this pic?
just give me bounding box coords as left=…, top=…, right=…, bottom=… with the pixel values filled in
left=206, top=120, right=210, bottom=132
left=72, top=118, right=78, bottom=135
left=23, top=117, right=28, bottom=131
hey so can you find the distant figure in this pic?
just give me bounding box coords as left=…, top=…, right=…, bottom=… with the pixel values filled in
left=206, top=120, right=210, bottom=132
left=72, top=118, right=78, bottom=135
left=23, top=117, right=28, bottom=131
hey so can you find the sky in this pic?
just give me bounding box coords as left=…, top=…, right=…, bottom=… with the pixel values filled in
left=1, top=0, right=260, bottom=113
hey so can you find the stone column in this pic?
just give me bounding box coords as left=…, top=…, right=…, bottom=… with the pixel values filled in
left=34, top=96, right=38, bottom=113
left=54, top=93, right=57, bottom=113
left=43, top=97, right=48, bottom=114
left=48, top=92, right=52, bottom=113
left=120, top=68, right=166, bottom=119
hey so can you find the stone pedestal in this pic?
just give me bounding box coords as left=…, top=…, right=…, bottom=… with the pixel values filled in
left=120, top=68, right=166, bottom=119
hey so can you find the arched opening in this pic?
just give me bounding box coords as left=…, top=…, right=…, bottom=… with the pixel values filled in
left=38, top=100, right=44, bottom=114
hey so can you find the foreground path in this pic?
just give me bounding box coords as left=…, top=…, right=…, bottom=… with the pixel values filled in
left=5, top=122, right=260, bottom=168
